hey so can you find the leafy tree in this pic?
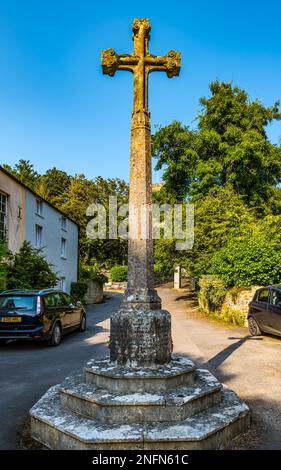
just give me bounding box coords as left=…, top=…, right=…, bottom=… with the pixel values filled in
left=152, top=81, right=281, bottom=212
left=36, top=167, right=71, bottom=206
left=0, top=241, right=11, bottom=291
left=153, top=121, right=198, bottom=202
left=6, top=241, right=58, bottom=290
left=3, top=160, right=39, bottom=189
left=57, top=174, right=129, bottom=267
left=189, top=186, right=255, bottom=278
left=153, top=186, right=255, bottom=281
left=152, top=81, right=281, bottom=284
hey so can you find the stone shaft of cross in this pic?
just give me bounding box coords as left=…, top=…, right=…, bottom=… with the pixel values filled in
left=102, top=19, right=181, bottom=366
left=102, top=19, right=181, bottom=310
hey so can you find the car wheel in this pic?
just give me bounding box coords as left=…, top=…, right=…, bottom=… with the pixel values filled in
left=78, top=314, right=86, bottom=332
left=47, top=323, right=62, bottom=346
left=248, top=316, right=262, bottom=336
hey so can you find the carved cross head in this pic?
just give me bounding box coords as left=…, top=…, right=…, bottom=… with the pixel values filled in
left=101, top=19, right=181, bottom=115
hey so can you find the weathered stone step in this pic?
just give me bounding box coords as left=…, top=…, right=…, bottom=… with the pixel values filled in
left=143, top=387, right=250, bottom=450
left=60, top=369, right=222, bottom=424
left=30, top=384, right=249, bottom=450
left=84, top=356, right=196, bottom=393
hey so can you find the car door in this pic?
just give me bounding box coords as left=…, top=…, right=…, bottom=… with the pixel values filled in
left=52, top=293, right=70, bottom=330
left=268, top=289, right=281, bottom=335
left=250, top=288, right=270, bottom=331
left=43, top=294, right=56, bottom=333
left=61, top=293, right=81, bottom=328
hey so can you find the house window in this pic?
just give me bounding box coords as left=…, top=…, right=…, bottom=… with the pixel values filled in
left=61, top=237, right=66, bottom=258
left=0, top=192, right=7, bottom=241
left=61, top=216, right=67, bottom=230
left=36, top=199, right=43, bottom=216
left=35, top=225, right=42, bottom=248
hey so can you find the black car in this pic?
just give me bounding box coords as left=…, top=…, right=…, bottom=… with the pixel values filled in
left=0, top=289, right=86, bottom=346
left=248, top=285, right=281, bottom=337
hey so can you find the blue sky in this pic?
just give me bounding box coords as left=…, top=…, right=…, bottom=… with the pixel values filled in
left=0, top=0, right=281, bottom=182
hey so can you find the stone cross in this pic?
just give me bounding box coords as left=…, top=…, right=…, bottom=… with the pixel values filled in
left=102, top=19, right=181, bottom=366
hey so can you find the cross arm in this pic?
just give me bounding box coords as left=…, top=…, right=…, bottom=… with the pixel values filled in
left=145, top=50, right=181, bottom=78
left=101, top=48, right=138, bottom=76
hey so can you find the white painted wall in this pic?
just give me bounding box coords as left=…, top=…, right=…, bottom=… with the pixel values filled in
left=25, top=191, right=78, bottom=293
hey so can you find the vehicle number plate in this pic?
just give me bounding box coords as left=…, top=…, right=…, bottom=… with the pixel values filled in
left=1, top=317, right=22, bottom=322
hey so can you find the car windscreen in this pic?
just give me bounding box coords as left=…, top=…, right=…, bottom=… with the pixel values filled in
left=0, top=296, right=37, bottom=314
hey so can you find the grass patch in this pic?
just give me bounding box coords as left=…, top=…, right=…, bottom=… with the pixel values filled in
left=199, top=306, right=245, bottom=327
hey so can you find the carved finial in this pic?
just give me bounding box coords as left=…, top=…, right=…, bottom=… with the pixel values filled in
left=165, top=50, right=181, bottom=78
left=132, top=18, right=151, bottom=39
left=101, top=48, right=119, bottom=76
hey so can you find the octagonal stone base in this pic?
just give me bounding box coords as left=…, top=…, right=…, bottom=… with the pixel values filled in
left=30, top=356, right=250, bottom=450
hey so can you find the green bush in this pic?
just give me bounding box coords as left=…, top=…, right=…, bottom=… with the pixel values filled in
left=6, top=241, right=58, bottom=290
left=154, top=263, right=173, bottom=283
left=206, top=306, right=245, bottom=327
left=198, top=275, right=226, bottom=312
left=110, top=265, right=128, bottom=282
left=80, top=265, right=108, bottom=285
left=212, top=238, right=281, bottom=288
left=0, top=241, right=10, bottom=292
left=220, top=306, right=245, bottom=327
left=70, top=282, right=88, bottom=302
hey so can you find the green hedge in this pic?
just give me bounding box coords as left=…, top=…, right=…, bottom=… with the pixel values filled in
left=204, top=306, right=245, bottom=327
left=153, top=263, right=173, bottom=283
left=212, top=238, right=281, bottom=288
left=109, top=264, right=173, bottom=283
left=80, top=265, right=108, bottom=285
left=110, top=265, right=128, bottom=282
left=198, top=275, right=246, bottom=327
left=198, top=275, right=226, bottom=312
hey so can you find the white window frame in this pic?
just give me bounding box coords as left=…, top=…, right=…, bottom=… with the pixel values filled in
left=61, top=237, right=67, bottom=258
left=61, top=216, right=67, bottom=231
left=35, top=225, right=42, bottom=248
left=36, top=199, right=43, bottom=217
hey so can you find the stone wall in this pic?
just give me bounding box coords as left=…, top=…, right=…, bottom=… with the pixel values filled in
left=198, top=280, right=262, bottom=327
left=84, top=280, right=104, bottom=304
left=104, top=281, right=127, bottom=291
left=222, top=286, right=262, bottom=326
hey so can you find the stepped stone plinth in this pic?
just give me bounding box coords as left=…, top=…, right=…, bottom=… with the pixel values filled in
left=30, top=356, right=249, bottom=450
